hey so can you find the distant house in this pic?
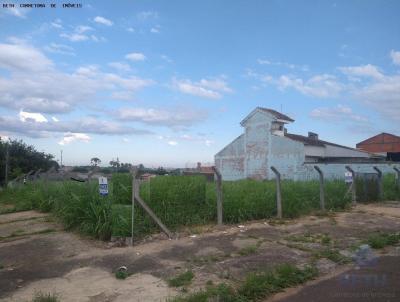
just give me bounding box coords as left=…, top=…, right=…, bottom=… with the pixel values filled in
left=215, top=107, right=384, bottom=181
left=183, top=162, right=215, bottom=181
left=356, top=133, right=400, bottom=162
left=140, top=173, right=157, bottom=181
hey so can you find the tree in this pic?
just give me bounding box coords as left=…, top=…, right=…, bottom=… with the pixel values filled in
left=90, top=157, right=101, bottom=166
left=0, top=137, right=59, bottom=185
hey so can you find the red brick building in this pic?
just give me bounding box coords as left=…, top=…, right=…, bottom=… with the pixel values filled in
left=356, top=133, right=400, bottom=161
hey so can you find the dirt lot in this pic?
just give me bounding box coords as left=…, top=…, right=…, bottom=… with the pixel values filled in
left=0, top=203, right=399, bottom=302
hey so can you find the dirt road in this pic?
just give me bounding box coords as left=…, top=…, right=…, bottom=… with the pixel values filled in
left=0, top=203, right=399, bottom=302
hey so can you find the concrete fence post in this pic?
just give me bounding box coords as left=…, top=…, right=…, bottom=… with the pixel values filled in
left=345, top=166, right=357, bottom=206
left=270, top=166, right=282, bottom=219
left=130, top=167, right=138, bottom=246
left=314, top=166, right=325, bottom=211
left=394, top=167, right=400, bottom=190
left=212, top=166, right=223, bottom=226
left=373, top=166, right=383, bottom=200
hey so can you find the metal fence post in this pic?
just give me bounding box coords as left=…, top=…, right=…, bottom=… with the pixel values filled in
left=314, top=166, right=325, bottom=211
left=212, top=166, right=223, bottom=226
left=270, top=166, right=282, bottom=219
left=345, top=166, right=356, bottom=206
left=373, top=166, right=383, bottom=200
left=394, top=167, right=400, bottom=190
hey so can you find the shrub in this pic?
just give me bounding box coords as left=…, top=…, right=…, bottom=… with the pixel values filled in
left=168, top=270, right=195, bottom=287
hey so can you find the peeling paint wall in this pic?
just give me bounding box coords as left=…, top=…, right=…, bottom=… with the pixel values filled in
left=215, top=134, right=245, bottom=180
left=269, top=135, right=305, bottom=180
left=243, top=111, right=271, bottom=180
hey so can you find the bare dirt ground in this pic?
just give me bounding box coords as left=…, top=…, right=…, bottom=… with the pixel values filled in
left=0, top=202, right=399, bottom=302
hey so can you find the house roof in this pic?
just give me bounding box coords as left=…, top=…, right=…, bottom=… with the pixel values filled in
left=257, top=107, right=295, bottom=122
left=356, top=132, right=400, bottom=146
left=240, top=107, right=294, bottom=125
left=285, top=133, right=382, bottom=156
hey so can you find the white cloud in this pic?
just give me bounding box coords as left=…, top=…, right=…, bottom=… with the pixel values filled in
left=137, top=11, right=159, bottom=20
left=94, top=16, right=113, bottom=26
left=353, top=74, right=400, bottom=122
left=52, top=116, right=59, bottom=122
left=50, top=19, right=63, bottom=29
left=0, top=115, right=153, bottom=138
left=390, top=50, right=400, bottom=66
left=172, top=77, right=232, bottom=99
left=111, top=91, right=135, bottom=101
left=167, top=140, right=178, bottom=146
left=150, top=27, right=160, bottom=33
left=0, top=43, right=154, bottom=114
left=267, top=74, right=342, bottom=98
left=161, top=55, right=172, bottom=63
left=44, top=43, right=75, bottom=56
left=125, top=52, right=146, bottom=61
left=116, top=107, right=208, bottom=129
left=0, top=43, right=53, bottom=71
left=108, top=61, right=131, bottom=72
left=60, top=25, right=100, bottom=42
left=58, top=132, right=91, bottom=145
left=75, top=25, right=93, bottom=34
left=3, top=6, right=30, bottom=18
left=310, top=105, right=368, bottom=123
left=127, top=27, right=135, bottom=33
left=257, top=59, right=308, bottom=71
left=60, top=33, right=88, bottom=42
left=19, top=110, right=48, bottom=123
left=339, top=64, right=383, bottom=79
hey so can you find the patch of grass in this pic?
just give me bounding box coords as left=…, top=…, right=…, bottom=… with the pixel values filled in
left=170, top=264, right=318, bottom=302
left=238, top=245, right=259, bottom=256
left=314, top=249, right=351, bottom=264
left=286, top=233, right=332, bottom=245
left=188, top=254, right=224, bottom=265
left=0, top=228, right=56, bottom=242
left=168, top=270, right=195, bottom=287
left=0, top=263, right=4, bottom=269
left=367, top=232, right=400, bottom=249
left=115, top=270, right=129, bottom=280
left=32, top=291, right=59, bottom=302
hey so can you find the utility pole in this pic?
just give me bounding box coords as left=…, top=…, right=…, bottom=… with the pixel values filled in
left=5, top=143, right=9, bottom=187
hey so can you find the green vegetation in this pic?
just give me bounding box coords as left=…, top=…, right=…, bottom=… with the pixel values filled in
left=367, top=232, right=400, bottom=249
left=0, top=137, right=58, bottom=186
left=115, top=270, right=129, bottom=280
left=171, top=264, right=318, bottom=302
left=31, top=292, right=59, bottom=302
left=168, top=270, right=195, bottom=287
left=1, top=173, right=398, bottom=241
left=286, top=233, right=332, bottom=245
left=0, top=263, right=4, bottom=269
left=313, top=249, right=351, bottom=264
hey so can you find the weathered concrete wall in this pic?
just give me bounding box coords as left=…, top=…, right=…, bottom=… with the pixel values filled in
left=269, top=135, right=305, bottom=180
left=243, top=111, right=271, bottom=180
left=215, top=134, right=245, bottom=181
left=296, top=163, right=399, bottom=181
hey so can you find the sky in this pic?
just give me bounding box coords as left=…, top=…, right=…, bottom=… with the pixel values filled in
left=0, top=0, right=399, bottom=168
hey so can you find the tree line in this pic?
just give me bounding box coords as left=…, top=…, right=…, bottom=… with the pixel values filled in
left=0, top=137, right=59, bottom=185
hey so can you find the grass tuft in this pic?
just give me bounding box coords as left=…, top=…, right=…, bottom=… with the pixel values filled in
left=168, top=270, right=195, bottom=287
left=367, top=232, right=400, bottom=249
left=31, top=291, right=59, bottom=302
left=170, top=264, right=318, bottom=302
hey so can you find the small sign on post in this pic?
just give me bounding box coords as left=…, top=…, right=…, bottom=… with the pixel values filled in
left=345, top=172, right=353, bottom=184
left=98, top=177, right=109, bottom=196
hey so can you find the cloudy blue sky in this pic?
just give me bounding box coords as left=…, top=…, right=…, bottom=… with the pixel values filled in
left=0, top=0, right=399, bottom=167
